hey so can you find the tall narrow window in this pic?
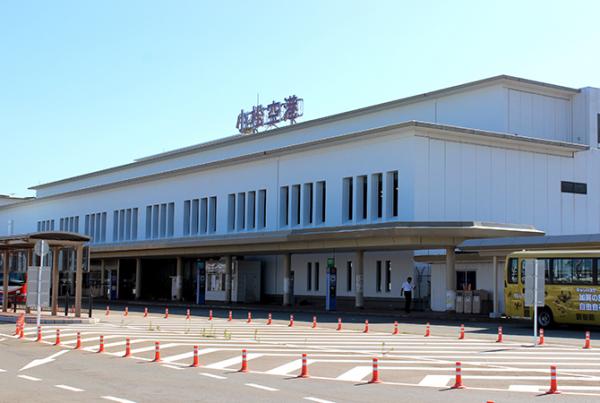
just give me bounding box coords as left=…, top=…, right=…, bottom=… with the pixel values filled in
left=316, top=181, right=326, bottom=223
left=291, top=184, right=301, bottom=226
left=385, top=260, right=392, bottom=292
left=361, top=176, right=368, bottom=220
left=393, top=171, right=399, bottom=217
left=377, top=173, right=383, bottom=218
left=314, top=262, right=320, bottom=291
left=167, top=202, right=175, bottom=237
left=125, top=209, right=132, bottom=240
left=597, top=113, right=600, bottom=144
left=346, top=261, right=353, bottom=292
left=159, top=204, right=167, bottom=238
left=307, top=262, right=312, bottom=291
left=228, top=194, right=236, bottom=231
left=131, top=209, right=137, bottom=240
left=280, top=186, right=289, bottom=226
left=113, top=211, right=119, bottom=241
left=145, top=206, right=152, bottom=238
left=209, top=196, right=217, bottom=233
left=247, top=191, right=256, bottom=229
left=303, top=183, right=313, bottom=225
left=200, top=198, right=208, bottom=233
left=191, top=199, right=199, bottom=234
left=183, top=200, right=191, bottom=236
left=376, top=260, right=382, bottom=292
left=343, top=177, right=353, bottom=221
left=237, top=192, right=246, bottom=230
left=152, top=205, right=159, bottom=238
left=258, top=189, right=267, bottom=229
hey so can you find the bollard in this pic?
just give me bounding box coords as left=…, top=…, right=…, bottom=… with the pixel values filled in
left=54, top=329, right=61, bottom=346
left=496, top=326, right=503, bottom=343
left=425, top=322, right=431, bottom=337
left=584, top=331, right=591, bottom=349
left=18, top=325, right=24, bottom=339
left=14, top=322, right=20, bottom=336
left=538, top=328, right=545, bottom=345
left=239, top=349, right=249, bottom=373
left=75, top=332, right=81, bottom=349
left=98, top=335, right=105, bottom=353
left=191, top=345, right=199, bottom=367
left=298, top=353, right=309, bottom=378
left=392, top=321, right=399, bottom=335
left=247, top=312, right=252, bottom=323
left=105, top=305, right=110, bottom=316
left=144, top=307, right=148, bottom=318
left=164, top=308, right=169, bottom=319
left=123, top=338, right=131, bottom=358
left=368, top=358, right=381, bottom=383
left=546, top=365, right=560, bottom=394
left=124, top=306, right=128, bottom=317
left=153, top=341, right=161, bottom=362
left=208, top=309, right=212, bottom=321
left=186, top=309, right=191, bottom=320
left=266, top=313, right=272, bottom=325
left=458, top=324, right=465, bottom=340
left=363, top=320, right=369, bottom=333
left=451, top=361, right=465, bottom=389
left=288, top=314, right=294, bottom=327
left=228, top=311, right=232, bottom=321
left=312, top=316, right=317, bottom=329
left=336, top=318, right=342, bottom=331
left=36, top=326, right=42, bottom=342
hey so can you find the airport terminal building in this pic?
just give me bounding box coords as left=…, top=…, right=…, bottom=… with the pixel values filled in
left=2, top=75, right=600, bottom=315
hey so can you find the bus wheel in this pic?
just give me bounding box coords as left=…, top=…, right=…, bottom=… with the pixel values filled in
left=538, top=308, right=553, bottom=328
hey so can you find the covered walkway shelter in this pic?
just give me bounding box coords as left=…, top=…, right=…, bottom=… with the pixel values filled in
left=0, top=232, right=90, bottom=317
left=91, top=221, right=543, bottom=311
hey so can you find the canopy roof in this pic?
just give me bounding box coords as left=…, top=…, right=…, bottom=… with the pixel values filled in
left=0, top=231, right=90, bottom=250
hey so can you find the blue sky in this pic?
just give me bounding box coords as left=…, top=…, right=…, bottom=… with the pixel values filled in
left=1, top=1, right=599, bottom=196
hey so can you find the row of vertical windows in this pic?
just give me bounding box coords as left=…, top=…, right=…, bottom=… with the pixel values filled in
left=37, top=219, right=55, bottom=232
left=306, top=262, right=320, bottom=291
left=113, top=208, right=138, bottom=241
left=227, top=190, right=267, bottom=232
left=84, top=212, right=107, bottom=243
left=343, top=171, right=399, bottom=222
left=59, top=216, right=79, bottom=233
left=145, top=202, right=175, bottom=239
left=280, top=181, right=326, bottom=227
left=183, top=196, right=218, bottom=236
left=375, top=260, right=392, bottom=293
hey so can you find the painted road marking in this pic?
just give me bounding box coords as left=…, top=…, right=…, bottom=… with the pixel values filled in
left=18, top=375, right=41, bottom=381
left=199, top=372, right=227, bottom=380
left=161, top=348, right=218, bottom=363
left=19, top=349, right=70, bottom=371
left=101, top=396, right=137, bottom=403
left=508, top=385, right=543, bottom=392
left=335, top=366, right=372, bottom=382
left=418, top=375, right=453, bottom=387
left=0, top=369, right=6, bottom=372
left=245, top=383, right=278, bottom=392
left=304, top=397, right=336, bottom=403
left=55, top=384, right=84, bottom=392
left=206, top=353, right=264, bottom=370
left=266, top=358, right=305, bottom=375
left=128, top=343, right=179, bottom=354
left=162, top=364, right=185, bottom=370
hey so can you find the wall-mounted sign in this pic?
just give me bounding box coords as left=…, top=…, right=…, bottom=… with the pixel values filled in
left=236, top=95, right=303, bottom=134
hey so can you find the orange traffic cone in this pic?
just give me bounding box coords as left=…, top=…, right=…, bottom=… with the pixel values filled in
left=363, top=320, right=369, bottom=333
left=546, top=365, right=560, bottom=394
left=311, top=316, right=317, bottom=329
left=191, top=345, right=199, bottom=367
left=143, top=307, right=148, bottom=318
left=266, top=313, right=272, bottom=325
left=538, top=328, right=545, bottom=345
left=584, top=331, right=591, bottom=349
left=186, top=308, right=191, bottom=320
left=336, top=318, right=342, bottom=331
left=451, top=361, right=465, bottom=389
left=239, top=349, right=249, bottom=373
left=368, top=358, right=381, bottom=383
left=153, top=341, right=161, bottom=362
left=458, top=324, right=465, bottom=340
left=36, top=326, right=42, bottom=342
left=298, top=353, right=309, bottom=378
left=392, top=321, right=399, bottom=335
left=98, top=335, right=104, bottom=353
left=75, top=332, right=81, bottom=349
left=228, top=311, right=232, bottom=321
left=288, top=314, right=294, bottom=327
left=105, top=306, right=110, bottom=316
left=124, top=306, right=128, bottom=317
left=496, top=326, right=503, bottom=343
left=123, top=338, right=131, bottom=358
left=425, top=322, right=430, bottom=337
left=18, top=325, right=24, bottom=339
left=164, top=308, right=169, bottom=319
left=247, top=312, right=252, bottom=323
left=54, top=329, right=61, bottom=346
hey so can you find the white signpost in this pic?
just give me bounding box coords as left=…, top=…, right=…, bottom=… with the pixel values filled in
left=28, top=240, right=51, bottom=327
left=523, top=258, right=545, bottom=345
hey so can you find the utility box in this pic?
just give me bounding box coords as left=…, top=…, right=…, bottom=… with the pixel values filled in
left=232, top=260, right=261, bottom=303
left=463, top=291, right=473, bottom=314
left=455, top=291, right=464, bottom=313
left=472, top=290, right=489, bottom=314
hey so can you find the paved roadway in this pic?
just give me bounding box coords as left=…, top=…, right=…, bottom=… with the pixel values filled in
left=0, top=308, right=598, bottom=402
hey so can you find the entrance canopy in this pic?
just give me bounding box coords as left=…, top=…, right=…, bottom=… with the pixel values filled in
left=91, top=221, right=543, bottom=258
left=0, top=231, right=90, bottom=317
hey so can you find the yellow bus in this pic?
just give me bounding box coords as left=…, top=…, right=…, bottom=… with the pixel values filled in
left=505, top=250, right=600, bottom=327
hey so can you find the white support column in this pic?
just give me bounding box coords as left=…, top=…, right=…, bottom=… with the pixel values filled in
left=74, top=245, right=83, bottom=318
left=492, top=255, right=499, bottom=317
left=445, top=246, right=456, bottom=312
left=355, top=250, right=364, bottom=308
left=176, top=257, right=183, bottom=301
left=224, top=255, right=232, bottom=303
left=135, top=258, right=141, bottom=300
left=282, top=253, right=292, bottom=306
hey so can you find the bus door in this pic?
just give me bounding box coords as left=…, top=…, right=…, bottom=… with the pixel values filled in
left=504, top=257, right=524, bottom=318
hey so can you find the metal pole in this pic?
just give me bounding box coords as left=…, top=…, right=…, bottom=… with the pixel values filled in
left=533, top=259, right=538, bottom=346
left=36, top=240, right=44, bottom=328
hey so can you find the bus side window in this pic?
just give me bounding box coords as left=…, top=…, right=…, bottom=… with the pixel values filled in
left=507, top=258, right=518, bottom=284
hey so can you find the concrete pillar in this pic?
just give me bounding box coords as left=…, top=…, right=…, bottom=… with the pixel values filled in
left=51, top=248, right=59, bottom=315
left=175, top=257, right=183, bottom=301
left=100, top=259, right=105, bottom=298
left=135, top=258, right=141, bottom=300
left=445, top=247, right=456, bottom=291
left=355, top=250, right=364, bottom=308
left=74, top=245, right=83, bottom=318
left=282, top=253, right=292, bottom=306
left=116, top=259, right=120, bottom=300
left=492, top=255, right=499, bottom=316
left=224, top=255, right=232, bottom=303
left=2, top=250, right=8, bottom=312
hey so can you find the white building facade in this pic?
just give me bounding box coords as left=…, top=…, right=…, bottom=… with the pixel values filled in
left=1, top=75, right=599, bottom=314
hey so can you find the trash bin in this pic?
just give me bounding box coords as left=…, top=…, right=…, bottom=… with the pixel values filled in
left=446, top=290, right=456, bottom=311
left=455, top=291, right=464, bottom=314
left=463, top=291, right=473, bottom=314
